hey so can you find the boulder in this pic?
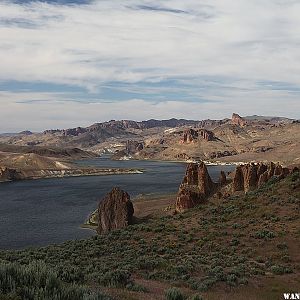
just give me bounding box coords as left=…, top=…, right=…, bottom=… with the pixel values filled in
left=97, top=187, right=134, bottom=234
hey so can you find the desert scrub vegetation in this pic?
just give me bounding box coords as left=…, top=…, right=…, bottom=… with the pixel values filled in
left=0, top=261, right=110, bottom=300
left=0, top=172, right=298, bottom=298
left=165, top=287, right=184, bottom=300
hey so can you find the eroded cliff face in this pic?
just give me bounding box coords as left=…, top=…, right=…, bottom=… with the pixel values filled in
left=176, top=163, right=216, bottom=212
left=97, top=187, right=134, bottom=234
left=232, top=162, right=290, bottom=193
left=181, top=129, right=214, bottom=144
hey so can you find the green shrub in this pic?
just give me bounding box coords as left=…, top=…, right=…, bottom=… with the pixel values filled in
left=0, top=261, right=109, bottom=300
left=253, top=230, right=275, bottom=240
left=165, top=287, right=185, bottom=300
left=100, top=269, right=131, bottom=288
left=126, top=282, right=148, bottom=292
left=290, top=171, right=299, bottom=182
left=270, top=265, right=293, bottom=275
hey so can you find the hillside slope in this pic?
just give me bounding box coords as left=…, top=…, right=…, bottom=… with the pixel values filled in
left=0, top=171, right=299, bottom=300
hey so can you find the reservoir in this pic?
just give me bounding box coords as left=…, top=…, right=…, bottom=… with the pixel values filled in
left=0, top=156, right=234, bottom=249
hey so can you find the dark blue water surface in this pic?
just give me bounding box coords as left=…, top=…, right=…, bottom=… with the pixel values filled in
left=0, top=156, right=234, bottom=249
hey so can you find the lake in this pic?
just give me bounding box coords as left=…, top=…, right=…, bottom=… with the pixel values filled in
left=0, top=156, right=234, bottom=249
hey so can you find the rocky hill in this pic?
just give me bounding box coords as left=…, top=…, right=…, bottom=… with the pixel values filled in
left=0, top=143, right=142, bottom=182
left=0, top=113, right=299, bottom=164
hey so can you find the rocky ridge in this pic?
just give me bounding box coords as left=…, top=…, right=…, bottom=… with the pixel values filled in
left=175, top=161, right=293, bottom=213
left=232, top=162, right=290, bottom=193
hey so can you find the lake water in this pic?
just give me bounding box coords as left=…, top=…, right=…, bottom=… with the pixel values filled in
left=0, top=156, right=234, bottom=249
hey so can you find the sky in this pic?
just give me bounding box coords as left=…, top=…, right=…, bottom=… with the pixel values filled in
left=0, top=0, right=300, bottom=132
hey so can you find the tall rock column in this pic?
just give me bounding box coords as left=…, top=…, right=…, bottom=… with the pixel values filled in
left=176, top=162, right=215, bottom=212
left=97, top=187, right=134, bottom=234
left=232, top=165, right=244, bottom=192
left=218, top=171, right=227, bottom=186
left=198, top=162, right=214, bottom=197
left=244, top=164, right=258, bottom=192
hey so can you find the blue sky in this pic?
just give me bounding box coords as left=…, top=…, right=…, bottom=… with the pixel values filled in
left=0, top=0, right=300, bottom=132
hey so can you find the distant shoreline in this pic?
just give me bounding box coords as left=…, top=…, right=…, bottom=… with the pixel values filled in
left=0, top=168, right=143, bottom=184
left=113, top=155, right=240, bottom=166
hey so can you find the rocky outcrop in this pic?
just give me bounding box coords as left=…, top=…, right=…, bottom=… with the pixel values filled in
left=231, top=113, right=247, bottom=127
left=198, top=162, right=215, bottom=196
left=62, top=127, right=87, bottom=136
left=208, top=150, right=238, bottom=159
left=0, top=167, right=19, bottom=182
left=182, top=163, right=198, bottom=185
left=244, top=164, right=258, bottom=192
left=183, top=129, right=198, bottom=143
left=175, top=153, right=191, bottom=160
left=125, top=140, right=144, bottom=155
left=19, top=130, right=33, bottom=135
left=182, top=129, right=214, bottom=144
left=232, top=162, right=290, bottom=193
left=257, top=171, right=269, bottom=187
left=199, top=129, right=214, bottom=141
left=97, top=187, right=134, bottom=234
left=176, top=162, right=216, bottom=212
left=219, top=171, right=227, bottom=186
left=232, top=165, right=244, bottom=192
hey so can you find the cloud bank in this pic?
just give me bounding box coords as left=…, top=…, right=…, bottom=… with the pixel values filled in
left=0, top=0, right=300, bottom=131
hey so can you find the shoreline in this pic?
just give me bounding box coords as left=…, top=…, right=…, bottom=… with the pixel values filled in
left=113, top=155, right=240, bottom=166
left=0, top=168, right=144, bottom=184
left=112, top=154, right=289, bottom=166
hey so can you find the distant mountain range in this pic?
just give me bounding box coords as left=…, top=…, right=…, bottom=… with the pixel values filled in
left=0, top=113, right=299, bottom=166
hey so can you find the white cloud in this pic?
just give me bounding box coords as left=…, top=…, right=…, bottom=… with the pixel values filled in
left=0, top=0, right=300, bottom=131
left=0, top=0, right=300, bottom=85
